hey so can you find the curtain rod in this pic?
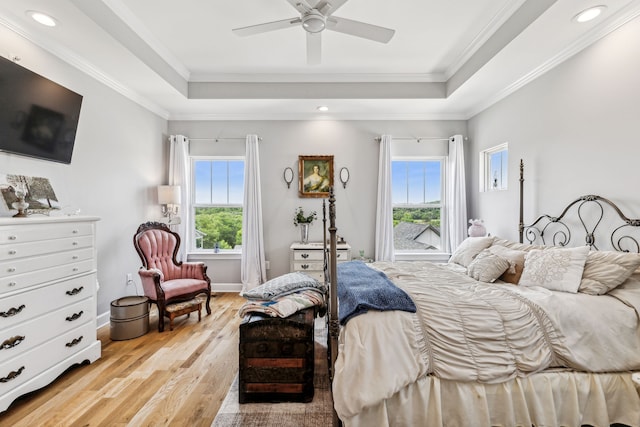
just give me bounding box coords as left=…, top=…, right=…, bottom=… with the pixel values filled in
left=187, top=136, right=262, bottom=142
left=374, top=136, right=467, bottom=142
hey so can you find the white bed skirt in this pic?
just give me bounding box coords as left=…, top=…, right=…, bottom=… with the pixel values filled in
left=342, top=370, right=640, bottom=427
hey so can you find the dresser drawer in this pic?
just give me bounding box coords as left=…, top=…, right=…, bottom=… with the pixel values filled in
left=0, top=273, right=96, bottom=329
left=293, top=251, right=324, bottom=261
left=0, top=322, right=95, bottom=394
left=0, top=235, right=94, bottom=262
left=0, top=259, right=94, bottom=294
left=0, top=247, right=94, bottom=278
left=0, top=297, right=94, bottom=364
left=0, top=222, right=93, bottom=245
left=292, top=261, right=324, bottom=272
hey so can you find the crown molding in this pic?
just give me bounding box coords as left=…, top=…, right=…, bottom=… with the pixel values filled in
left=189, top=72, right=446, bottom=83
left=168, top=111, right=468, bottom=121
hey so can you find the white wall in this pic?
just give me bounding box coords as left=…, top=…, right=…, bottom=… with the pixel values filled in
left=466, top=16, right=640, bottom=242
left=168, top=120, right=466, bottom=281
left=0, top=25, right=168, bottom=321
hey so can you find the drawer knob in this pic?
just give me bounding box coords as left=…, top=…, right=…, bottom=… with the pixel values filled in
left=72, top=229, right=79, bottom=234
left=72, top=241, right=79, bottom=246
left=72, top=267, right=79, bottom=272
left=0, top=366, right=24, bottom=383
left=66, top=311, right=84, bottom=322
left=0, top=304, right=25, bottom=318
left=0, top=335, right=25, bottom=350
left=301, top=253, right=309, bottom=259
left=72, top=255, right=79, bottom=260
left=6, top=267, right=15, bottom=273
left=7, top=250, right=16, bottom=256
left=66, top=286, right=84, bottom=296
left=337, top=253, right=341, bottom=258
left=7, top=236, right=16, bottom=241
left=65, top=336, right=83, bottom=348
left=7, top=282, right=16, bottom=287
left=301, top=264, right=309, bottom=269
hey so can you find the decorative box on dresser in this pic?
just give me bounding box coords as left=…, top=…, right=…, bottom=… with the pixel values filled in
left=289, top=242, right=351, bottom=282
left=0, top=216, right=101, bottom=412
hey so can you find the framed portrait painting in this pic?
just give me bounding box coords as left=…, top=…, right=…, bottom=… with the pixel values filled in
left=298, top=155, right=334, bottom=198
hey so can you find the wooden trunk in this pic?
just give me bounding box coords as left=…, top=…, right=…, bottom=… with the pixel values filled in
left=239, top=307, right=315, bottom=403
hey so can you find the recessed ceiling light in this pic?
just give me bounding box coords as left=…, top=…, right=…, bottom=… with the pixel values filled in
left=317, top=106, right=329, bottom=112
left=27, top=11, right=57, bottom=27
left=573, top=5, right=607, bottom=23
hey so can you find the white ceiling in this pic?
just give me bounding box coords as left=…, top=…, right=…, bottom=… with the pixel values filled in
left=1, top=0, right=639, bottom=120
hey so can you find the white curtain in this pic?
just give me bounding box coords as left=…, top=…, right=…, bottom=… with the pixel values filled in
left=241, top=135, right=266, bottom=292
left=445, top=134, right=468, bottom=253
left=169, top=135, right=190, bottom=261
left=375, top=135, right=395, bottom=261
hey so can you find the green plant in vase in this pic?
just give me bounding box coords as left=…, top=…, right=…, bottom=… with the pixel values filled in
left=294, top=207, right=316, bottom=243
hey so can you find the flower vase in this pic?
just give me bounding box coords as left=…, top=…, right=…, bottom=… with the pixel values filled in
left=300, top=223, right=310, bottom=243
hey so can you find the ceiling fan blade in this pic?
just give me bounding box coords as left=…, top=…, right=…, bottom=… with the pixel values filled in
left=326, top=16, right=395, bottom=43
left=285, top=0, right=312, bottom=14
left=307, top=32, right=321, bottom=65
left=315, top=0, right=349, bottom=16
left=232, top=18, right=301, bottom=37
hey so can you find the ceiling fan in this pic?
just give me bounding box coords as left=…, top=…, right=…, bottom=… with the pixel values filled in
left=232, top=0, right=395, bottom=65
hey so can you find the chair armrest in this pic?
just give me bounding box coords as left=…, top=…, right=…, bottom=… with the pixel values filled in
left=138, top=267, right=164, bottom=300
left=179, top=262, right=207, bottom=281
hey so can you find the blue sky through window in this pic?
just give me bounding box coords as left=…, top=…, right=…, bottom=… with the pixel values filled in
left=194, top=159, right=244, bottom=204
left=392, top=160, right=441, bottom=204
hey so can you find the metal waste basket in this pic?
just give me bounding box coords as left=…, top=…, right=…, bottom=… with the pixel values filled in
left=110, top=296, right=150, bottom=340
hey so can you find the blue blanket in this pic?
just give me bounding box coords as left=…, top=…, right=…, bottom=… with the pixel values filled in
left=337, top=261, right=416, bottom=325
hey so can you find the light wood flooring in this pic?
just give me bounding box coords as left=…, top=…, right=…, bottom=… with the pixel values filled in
left=0, top=292, right=245, bottom=427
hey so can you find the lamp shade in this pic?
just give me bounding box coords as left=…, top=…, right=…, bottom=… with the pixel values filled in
left=157, top=185, right=181, bottom=205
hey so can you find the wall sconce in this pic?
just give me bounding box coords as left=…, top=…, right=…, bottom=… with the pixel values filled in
left=339, top=167, right=350, bottom=189
left=157, top=185, right=181, bottom=221
left=283, top=167, right=294, bottom=189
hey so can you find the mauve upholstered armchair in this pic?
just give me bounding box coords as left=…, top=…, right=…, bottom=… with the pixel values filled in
left=133, top=221, right=212, bottom=332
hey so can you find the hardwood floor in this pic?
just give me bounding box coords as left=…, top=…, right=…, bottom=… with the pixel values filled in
left=0, top=292, right=245, bottom=427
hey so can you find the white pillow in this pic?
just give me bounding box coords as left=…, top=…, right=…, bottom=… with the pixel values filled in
left=519, top=246, right=590, bottom=293
left=579, top=251, right=640, bottom=295
left=467, top=249, right=511, bottom=283
left=449, top=236, right=494, bottom=267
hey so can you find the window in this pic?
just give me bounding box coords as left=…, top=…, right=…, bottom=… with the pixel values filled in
left=192, top=157, right=244, bottom=252
left=391, top=158, right=444, bottom=252
left=480, top=143, right=508, bottom=191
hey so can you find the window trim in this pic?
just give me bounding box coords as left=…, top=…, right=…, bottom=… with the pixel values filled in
left=391, top=156, right=446, bottom=257
left=189, top=155, right=245, bottom=254
left=479, top=143, right=508, bottom=192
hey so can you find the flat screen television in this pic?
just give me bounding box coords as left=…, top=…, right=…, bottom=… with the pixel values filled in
left=0, top=55, right=83, bottom=164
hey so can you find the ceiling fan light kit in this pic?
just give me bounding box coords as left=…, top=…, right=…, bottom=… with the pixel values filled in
left=232, top=0, right=395, bottom=65
left=302, top=10, right=326, bottom=33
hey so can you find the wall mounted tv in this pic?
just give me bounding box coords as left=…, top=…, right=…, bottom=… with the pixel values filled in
left=0, top=55, right=83, bottom=164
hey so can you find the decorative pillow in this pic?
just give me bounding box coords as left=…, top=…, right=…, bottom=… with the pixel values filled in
left=519, top=246, right=590, bottom=293
left=492, top=237, right=550, bottom=252
left=488, top=245, right=527, bottom=284
left=242, top=272, right=325, bottom=301
left=467, top=249, right=511, bottom=283
left=579, top=251, right=640, bottom=295
left=449, top=236, right=494, bottom=267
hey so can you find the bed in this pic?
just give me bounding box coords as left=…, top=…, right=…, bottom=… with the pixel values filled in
left=323, top=160, right=640, bottom=427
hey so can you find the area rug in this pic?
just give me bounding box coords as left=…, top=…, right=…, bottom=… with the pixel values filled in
left=211, top=317, right=334, bottom=427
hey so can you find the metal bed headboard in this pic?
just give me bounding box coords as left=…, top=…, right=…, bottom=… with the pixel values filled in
left=518, top=159, right=640, bottom=252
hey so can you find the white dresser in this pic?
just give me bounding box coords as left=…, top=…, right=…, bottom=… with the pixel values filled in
left=0, top=216, right=101, bottom=412
left=290, top=242, right=351, bottom=282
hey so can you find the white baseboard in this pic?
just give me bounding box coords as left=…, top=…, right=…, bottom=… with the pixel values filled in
left=213, top=282, right=242, bottom=293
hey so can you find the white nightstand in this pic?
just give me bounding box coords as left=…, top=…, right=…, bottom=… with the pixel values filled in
left=290, top=242, right=351, bottom=282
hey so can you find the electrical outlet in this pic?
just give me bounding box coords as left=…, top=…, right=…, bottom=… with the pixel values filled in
left=126, top=273, right=133, bottom=283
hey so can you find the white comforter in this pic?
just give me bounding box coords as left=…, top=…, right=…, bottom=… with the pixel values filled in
left=333, top=261, right=640, bottom=420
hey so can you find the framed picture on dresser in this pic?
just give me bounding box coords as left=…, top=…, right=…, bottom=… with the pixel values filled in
left=298, top=155, right=334, bottom=198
